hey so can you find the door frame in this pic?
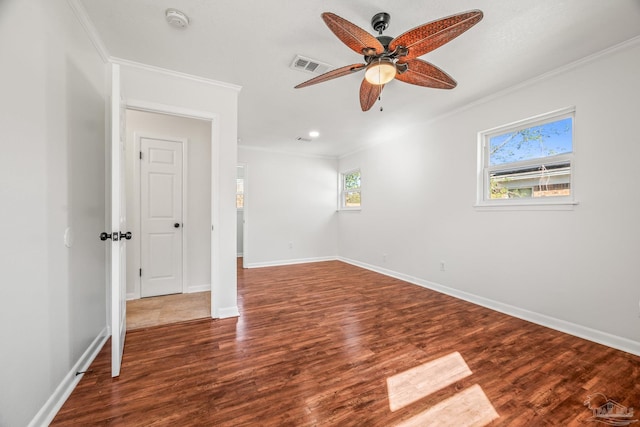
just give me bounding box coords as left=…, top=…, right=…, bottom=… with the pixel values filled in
left=132, top=132, right=188, bottom=299
left=237, top=163, right=249, bottom=269
left=125, top=99, right=221, bottom=317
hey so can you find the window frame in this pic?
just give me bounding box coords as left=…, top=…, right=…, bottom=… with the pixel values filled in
left=476, top=107, right=578, bottom=210
left=236, top=176, right=244, bottom=210
left=340, top=168, right=361, bottom=211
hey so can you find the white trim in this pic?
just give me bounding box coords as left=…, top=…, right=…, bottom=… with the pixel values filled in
left=476, top=107, right=576, bottom=208
left=131, top=131, right=141, bottom=299
left=182, top=139, right=189, bottom=294
left=236, top=162, right=249, bottom=268
left=238, top=162, right=248, bottom=269
left=338, top=257, right=640, bottom=357
left=28, top=327, right=109, bottom=427
left=339, top=168, right=362, bottom=210
left=245, top=256, right=337, bottom=269
left=188, top=284, right=211, bottom=293
left=238, top=144, right=337, bottom=160
left=66, top=0, right=110, bottom=63
left=127, top=100, right=217, bottom=121
left=112, top=57, right=242, bottom=92
left=479, top=106, right=576, bottom=136
left=214, top=306, right=240, bottom=319
left=127, top=132, right=142, bottom=299
left=123, top=101, right=221, bottom=318
left=210, top=112, right=221, bottom=320
left=473, top=201, right=578, bottom=211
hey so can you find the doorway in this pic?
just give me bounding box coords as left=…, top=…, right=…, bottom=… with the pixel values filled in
left=125, top=109, right=212, bottom=309
left=236, top=164, right=247, bottom=267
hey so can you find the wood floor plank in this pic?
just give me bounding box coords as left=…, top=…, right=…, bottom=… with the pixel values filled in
left=126, top=291, right=211, bottom=330
left=52, top=260, right=640, bottom=426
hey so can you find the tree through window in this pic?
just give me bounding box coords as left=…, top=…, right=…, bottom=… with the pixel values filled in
left=478, top=107, right=575, bottom=205
left=341, top=169, right=361, bottom=209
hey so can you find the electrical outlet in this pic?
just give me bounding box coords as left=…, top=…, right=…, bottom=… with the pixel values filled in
left=288, top=241, right=293, bottom=249
left=439, top=261, right=445, bottom=271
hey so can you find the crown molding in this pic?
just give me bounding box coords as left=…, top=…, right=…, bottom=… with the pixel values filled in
left=66, top=0, right=110, bottom=63
left=238, top=144, right=337, bottom=160
left=111, top=57, right=242, bottom=92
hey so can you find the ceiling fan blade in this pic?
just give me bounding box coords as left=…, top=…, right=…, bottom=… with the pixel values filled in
left=322, top=12, right=384, bottom=56
left=360, top=79, right=384, bottom=111
left=295, top=63, right=366, bottom=89
left=395, top=59, right=457, bottom=89
left=389, top=10, right=483, bottom=60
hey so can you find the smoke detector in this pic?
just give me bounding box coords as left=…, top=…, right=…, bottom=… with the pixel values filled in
left=166, top=9, right=189, bottom=29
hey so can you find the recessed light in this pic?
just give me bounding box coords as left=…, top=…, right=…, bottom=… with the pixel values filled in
left=309, top=130, right=320, bottom=138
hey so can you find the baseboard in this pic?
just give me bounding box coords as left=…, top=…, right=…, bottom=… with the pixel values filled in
left=28, top=327, right=109, bottom=427
left=338, top=257, right=640, bottom=357
left=245, top=256, right=337, bottom=269
left=237, top=253, right=243, bottom=257
left=213, top=305, right=240, bottom=319
left=188, top=284, right=211, bottom=293
left=126, top=292, right=136, bottom=301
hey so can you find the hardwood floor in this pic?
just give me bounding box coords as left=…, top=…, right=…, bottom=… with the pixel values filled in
left=126, top=291, right=211, bottom=331
left=52, top=260, right=640, bottom=426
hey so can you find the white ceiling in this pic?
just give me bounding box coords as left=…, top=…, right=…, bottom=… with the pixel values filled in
left=80, top=0, right=640, bottom=158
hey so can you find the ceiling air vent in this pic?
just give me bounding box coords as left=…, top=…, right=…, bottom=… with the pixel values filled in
left=290, top=55, right=331, bottom=75
left=296, top=136, right=312, bottom=143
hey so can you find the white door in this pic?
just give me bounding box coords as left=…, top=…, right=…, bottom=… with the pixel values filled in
left=140, top=137, right=183, bottom=298
left=110, top=64, right=127, bottom=377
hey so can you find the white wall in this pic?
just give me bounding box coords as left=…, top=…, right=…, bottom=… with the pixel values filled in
left=238, top=148, right=338, bottom=267
left=338, top=40, right=640, bottom=352
left=119, top=62, right=240, bottom=317
left=125, top=110, right=212, bottom=298
left=0, top=1, right=108, bottom=425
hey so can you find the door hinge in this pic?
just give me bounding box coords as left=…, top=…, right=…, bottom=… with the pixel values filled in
left=139, top=268, right=142, bottom=277
left=139, top=151, right=143, bottom=160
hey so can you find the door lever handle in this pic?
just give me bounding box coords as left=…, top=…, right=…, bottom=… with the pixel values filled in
left=119, top=231, right=132, bottom=240
left=100, top=232, right=112, bottom=241
left=174, top=223, right=181, bottom=228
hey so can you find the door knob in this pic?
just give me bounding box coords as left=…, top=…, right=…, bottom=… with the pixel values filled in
left=99, top=232, right=112, bottom=241
left=119, top=231, right=132, bottom=240
left=174, top=223, right=181, bottom=228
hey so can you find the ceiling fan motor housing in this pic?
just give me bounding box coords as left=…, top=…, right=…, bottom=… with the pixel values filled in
left=376, top=35, right=393, bottom=50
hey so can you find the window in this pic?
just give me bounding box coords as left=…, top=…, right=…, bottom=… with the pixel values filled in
left=236, top=177, right=244, bottom=209
left=341, top=169, right=361, bottom=209
left=477, top=107, right=575, bottom=207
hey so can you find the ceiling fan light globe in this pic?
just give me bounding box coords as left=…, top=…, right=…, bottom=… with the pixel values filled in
left=365, top=61, right=396, bottom=85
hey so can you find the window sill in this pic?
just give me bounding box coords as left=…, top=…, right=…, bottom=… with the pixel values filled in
left=338, top=207, right=362, bottom=212
left=474, top=200, right=578, bottom=211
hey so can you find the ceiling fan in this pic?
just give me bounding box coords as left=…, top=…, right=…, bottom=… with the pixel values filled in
left=294, top=10, right=483, bottom=111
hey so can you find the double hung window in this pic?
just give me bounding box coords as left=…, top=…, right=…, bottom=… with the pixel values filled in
left=236, top=177, right=244, bottom=209
left=341, top=169, right=361, bottom=209
left=478, top=107, right=575, bottom=207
